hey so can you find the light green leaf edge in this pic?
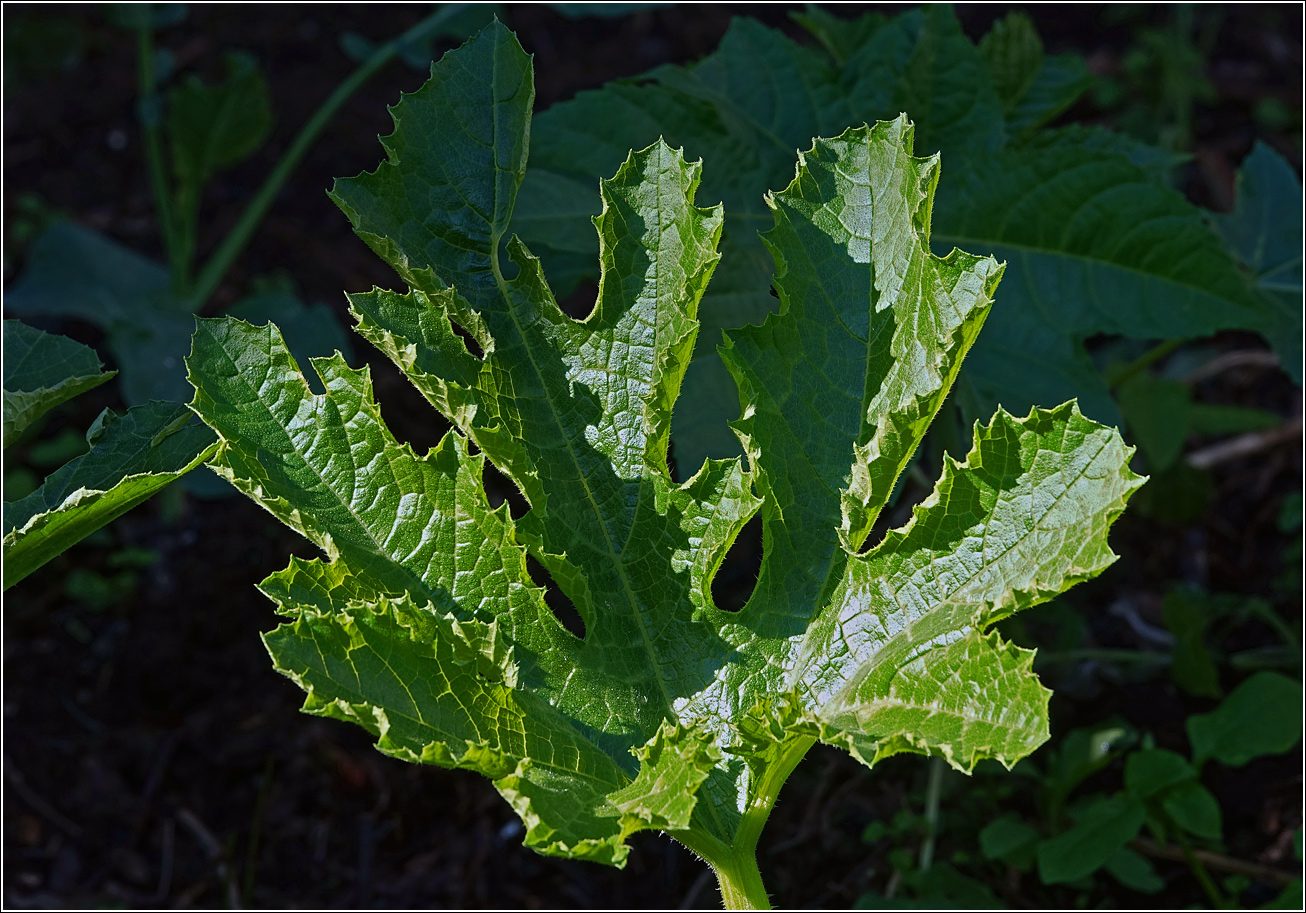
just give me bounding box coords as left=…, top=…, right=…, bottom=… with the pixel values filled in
left=3, top=320, right=116, bottom=445
left=3, top=400, right=217, bottom=589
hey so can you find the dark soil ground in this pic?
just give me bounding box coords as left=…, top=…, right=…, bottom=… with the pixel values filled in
left=3, top=4, right=1302, bottom=909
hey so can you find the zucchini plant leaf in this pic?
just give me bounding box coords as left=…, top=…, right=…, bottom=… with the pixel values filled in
left=3, top=400, right=217, bottom=589
left=512, top=7, right=1270, bottom=464
left=3, top=320, right=116, bottom=444
left=187, top=21, right=1143, bottom=881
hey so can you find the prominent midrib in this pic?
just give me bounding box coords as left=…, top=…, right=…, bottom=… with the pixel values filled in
left=931, top=231, right=1254, bottom=317
left=484, top=58, right=678, bottom=720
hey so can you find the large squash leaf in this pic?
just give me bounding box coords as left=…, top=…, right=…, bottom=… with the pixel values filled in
left=187, top=22, right=1142, bottom=887
left=511, top=7, right=1274, bottom=465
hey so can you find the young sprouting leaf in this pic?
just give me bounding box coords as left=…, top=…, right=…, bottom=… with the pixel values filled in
left=3, top=320, right=116, bottom=445
left=186, top=22, right=1143, bottom=898
left=978, top=12, right=1044, bottom=114
left=167, top=51, right=272, bottom=192
left=1187, top=671, right=1304, bottom=769
left=3, top=400, right=217, bottom=589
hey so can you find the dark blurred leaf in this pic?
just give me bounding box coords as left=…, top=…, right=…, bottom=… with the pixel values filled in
left=1188, top=671, right=1304, bottom=768
left=1162, top=589, right=1222, bottom=698
left=1217, top=142, right=1304, bottom=384
left=1187, top=402, right=1283, bottom=435
left=1006, top=53, right=1093, bottom=137
left=167, top=51, right=272, bottom=190
left=978, top=12, right=1043, bottom=114
left=1042, top=723, right=1135, bottom=824
left=1130, top=459, right=1212, bottom=524
left=791, top=6, right=885, bottom=67
left=5, top=223, right=352, bottom=408
left=1117, top=373, right=1190, bottom=471
left=103, top=3, right=188, bottom=31
left=1160, top=780, right=1222, bottom=839
left=1125, top=747, right=1196, bottom=798
left=979, top=814, right=1039, bottom=870
left=1037, top=794, right=1146, bottom=884
left=3, top=321, right=115, bottom=445
left=549, top=3, right=666, bottom=19
left=1103, top=845, right=1165, bottom=893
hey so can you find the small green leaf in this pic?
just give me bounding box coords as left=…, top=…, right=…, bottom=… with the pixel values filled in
left=1116, top=373, right=1191, bottom=472
left=1162, top=589, right=1222, bottom=698
left=1125, top=748, right=1197, bottom=799
left=3, top=401, right=217, bottom=589
left=3, top=320, right=115, bottom=445
left=1103, top=846, right=1165, bottom=894
left=978, top=12, right=1044, bottom=114
left=167, top=51, right=272, bottom=190
left=1188, top=671, right=1304, bottom=768
left=1160, top=780, right=1222, bottom=840
left=1037, top=794, right=1147, bottom=884
left=979, top=814, right=1039, bottom=869
left=1217, top=142, right=1303, bottom=383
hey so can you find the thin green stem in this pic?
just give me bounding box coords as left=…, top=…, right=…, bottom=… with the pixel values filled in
left=137, top=27, right=185, bottom=293
left=187, top=6, right=464, bottom=309
left=1177, top=829, right=1229, bottom=908
left=1106, top=338, right=1185, bottom=389
left=918, top=755, right=945, bottom=872
left=1035, top=648, right=1172, bottom=666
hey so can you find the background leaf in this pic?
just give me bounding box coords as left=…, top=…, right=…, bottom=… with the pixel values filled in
left=3, top=320, right=115, bottom=444
left=1187, top=671, right=1303, bottom=768
left=1037, top=794, right=1146, bottom=884
left=3, top=400, right=217, bottom=589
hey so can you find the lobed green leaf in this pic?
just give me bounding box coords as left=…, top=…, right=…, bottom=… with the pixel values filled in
left=187, top=21, right=1144, bottom=875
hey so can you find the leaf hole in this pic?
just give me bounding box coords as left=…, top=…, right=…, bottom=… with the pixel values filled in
left=369, top=357, right=451, bottom=455
left=667, top=439, right=682, bottom=484
left=859, top=471, right=931, bottom=555
left=525, top=555, right=586, bottom=639
left=557, top=279, right=597, bottom=321
left=480, top=456, right=530, bottom=521
left=450, top=320, right=484, bottom=359
left=711, top=513, right=763, bottom=613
